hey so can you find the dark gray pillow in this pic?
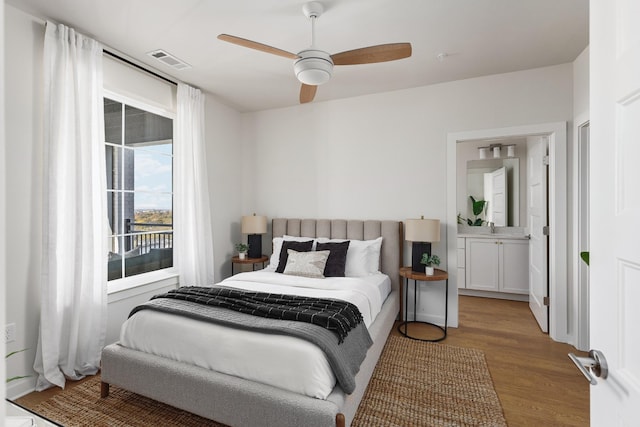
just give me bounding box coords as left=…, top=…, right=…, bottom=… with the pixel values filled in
left=315, top=241, right=350, bottom=277
left=275, top=240, right=314, bottom=273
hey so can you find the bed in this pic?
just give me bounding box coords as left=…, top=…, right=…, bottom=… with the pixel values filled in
left=101, top=218, right=402, bottom=427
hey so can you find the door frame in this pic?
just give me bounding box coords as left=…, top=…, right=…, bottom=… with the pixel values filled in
left=573, top=114, right=590, bottom=351
left=446, top=121, right=569, bottom=343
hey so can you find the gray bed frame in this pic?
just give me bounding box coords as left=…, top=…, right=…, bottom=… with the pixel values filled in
left=101, top=218, right=402, bottom=427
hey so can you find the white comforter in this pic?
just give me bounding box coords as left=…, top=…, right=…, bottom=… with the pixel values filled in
left=119, top=271, right=391, bottom=399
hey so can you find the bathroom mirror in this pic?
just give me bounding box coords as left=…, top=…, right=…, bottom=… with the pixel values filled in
left=465, top=158, right=520, bottom=226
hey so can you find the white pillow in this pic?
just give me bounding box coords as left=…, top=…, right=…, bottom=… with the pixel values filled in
left=316, top=236, right=383, bottom=277
left=283, top=249, right=330, bottom=279
left=269, top=235, right=316, bottom=269
left=284, top=235, right=317, bottom=251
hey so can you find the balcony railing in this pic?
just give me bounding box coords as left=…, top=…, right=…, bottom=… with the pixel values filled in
left=109, top=220, right=174, bottom=281
left=125, top=219, right=173, bottom=253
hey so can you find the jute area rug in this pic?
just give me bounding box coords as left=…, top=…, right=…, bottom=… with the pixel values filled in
left=18, top=336, right=506, bottom=426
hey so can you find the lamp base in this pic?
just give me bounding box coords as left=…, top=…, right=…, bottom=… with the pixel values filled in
left=411, top=242, right=432, bottom=273
left=247, top=234, right=262, bottom=259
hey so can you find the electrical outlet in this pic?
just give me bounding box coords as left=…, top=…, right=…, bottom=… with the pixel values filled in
left=5, top=323, right=16, bottom=343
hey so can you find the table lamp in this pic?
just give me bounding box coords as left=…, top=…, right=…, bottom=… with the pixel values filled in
left=405, top=217, right=441, bottom=273
left=241, top=214, right=267, bottom=259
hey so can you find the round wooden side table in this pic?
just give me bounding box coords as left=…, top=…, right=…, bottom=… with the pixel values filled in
left=398, top=266, right=449, bottom=342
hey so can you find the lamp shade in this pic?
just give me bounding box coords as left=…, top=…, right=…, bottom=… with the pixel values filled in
left=241, top=215, right=267, bottom=234
left=406, top=218, right=440, bottom=273
left=405, top=218, right=440, bottom=242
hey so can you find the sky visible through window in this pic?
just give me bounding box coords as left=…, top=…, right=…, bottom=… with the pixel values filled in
left=134, top=143, right=173, bottom=211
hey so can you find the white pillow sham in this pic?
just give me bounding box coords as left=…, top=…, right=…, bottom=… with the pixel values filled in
left=316, top=236, right=383, bottom=277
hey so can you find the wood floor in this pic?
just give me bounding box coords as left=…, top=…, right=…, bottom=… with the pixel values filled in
left=392, top=295, right=590, bottom=426
left=17, top=295, right=589, bottom=426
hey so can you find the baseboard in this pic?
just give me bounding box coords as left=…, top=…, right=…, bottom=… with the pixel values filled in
left=458, top=289, right=529, bottom=302
left=6, top=376, right=36, bottom=400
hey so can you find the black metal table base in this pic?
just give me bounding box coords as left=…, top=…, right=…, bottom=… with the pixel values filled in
left=400, top=273, right=448, bottom=342
left=397, top=321, right=447, bottom=342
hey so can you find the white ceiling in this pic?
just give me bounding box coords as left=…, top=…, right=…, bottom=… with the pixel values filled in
left=7, top=0, right=589, bottom=112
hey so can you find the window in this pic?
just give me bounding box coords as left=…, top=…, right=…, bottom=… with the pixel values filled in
left=105, top=97, right=174, bottom=281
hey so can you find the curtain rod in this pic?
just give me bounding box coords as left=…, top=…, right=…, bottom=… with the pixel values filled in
left=104, top=49, right=178, bottom=87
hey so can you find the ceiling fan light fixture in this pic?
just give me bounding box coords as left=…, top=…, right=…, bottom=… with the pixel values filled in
left=218, top=1, right=412, bottom=104
left=294, top=49, right=334, bottom=85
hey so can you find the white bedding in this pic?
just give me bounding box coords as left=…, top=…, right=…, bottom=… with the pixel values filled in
left=119, top=271, right=391, bottom=399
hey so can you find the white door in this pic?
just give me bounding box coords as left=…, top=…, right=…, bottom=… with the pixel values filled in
left=587, top=0, right=640, bottom=423
left=527, top=136, right=548, bottom=332
left=491, top=167, right=507, bottom=226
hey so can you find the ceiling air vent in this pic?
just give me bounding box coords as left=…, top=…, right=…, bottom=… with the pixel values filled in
left=146, top=49, right=191, bottom=70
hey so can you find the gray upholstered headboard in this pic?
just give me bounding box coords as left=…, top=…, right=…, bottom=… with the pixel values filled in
left=271, top=218, right=403, bottom=294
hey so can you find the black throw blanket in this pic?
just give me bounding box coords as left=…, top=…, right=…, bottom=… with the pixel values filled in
left=142, top=286, right=364, bottom=343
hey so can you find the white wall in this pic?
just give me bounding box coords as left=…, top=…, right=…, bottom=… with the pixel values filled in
left=103, top=56, right=176, bottom=113
left=573, top=47, right=590, bottom=119
left=205, top=93, right=244, bottom=281
left=3, top=4, right=243, bottom=398
left=241, top=64, right=574, bottom=328
left=4, top=5, right=45, bottom=399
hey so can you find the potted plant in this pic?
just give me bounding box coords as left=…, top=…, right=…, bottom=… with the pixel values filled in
left=468, top=196, right=487, bottom=226
left=235, top=243, right=249, bottom=260
left=420, top=253, right=441, bottom=276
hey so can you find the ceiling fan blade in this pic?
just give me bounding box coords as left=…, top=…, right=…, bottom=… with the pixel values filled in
left=300, top=84, right=318, bottom=104
left=217, top=34, right=299, bottom=60
left=331, top=43, right=412, bottom=65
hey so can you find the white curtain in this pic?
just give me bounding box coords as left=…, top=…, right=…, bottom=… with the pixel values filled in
left=33, top=22, right=107, bottom=391
left=175, top=83, right=215, bottom=286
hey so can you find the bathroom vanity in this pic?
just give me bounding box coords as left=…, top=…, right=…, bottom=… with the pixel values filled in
left=457, top=227, right=529, bottom=301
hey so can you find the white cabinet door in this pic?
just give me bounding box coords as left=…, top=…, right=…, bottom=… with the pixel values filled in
left=501, top=239, right=529, bottom=294
left=466, top=238, right=500, bottom=291
left=457, top=238, right=466, bottom=289
left=466, top=237, right=528, bottom=294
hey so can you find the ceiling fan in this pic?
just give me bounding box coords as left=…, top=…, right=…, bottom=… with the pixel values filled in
left=218, top=1, right=412, bottom=104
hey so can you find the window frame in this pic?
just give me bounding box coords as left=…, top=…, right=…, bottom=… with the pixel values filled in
left=104, top=89, right=178, bottom=294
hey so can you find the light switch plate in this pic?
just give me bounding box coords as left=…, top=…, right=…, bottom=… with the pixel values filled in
left=5, top=322, right=16, bottom=343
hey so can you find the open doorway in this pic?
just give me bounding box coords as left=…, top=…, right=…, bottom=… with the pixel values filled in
left=446, top=122, right=572, bottom=344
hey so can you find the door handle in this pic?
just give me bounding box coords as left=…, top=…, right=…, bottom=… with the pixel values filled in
left=568, top=350, right=608, bottom=385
